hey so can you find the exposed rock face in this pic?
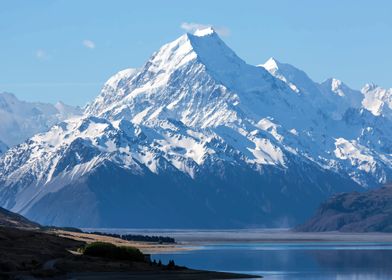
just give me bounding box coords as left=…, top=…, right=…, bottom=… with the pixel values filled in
left=296, top=186, right=392, bottom=232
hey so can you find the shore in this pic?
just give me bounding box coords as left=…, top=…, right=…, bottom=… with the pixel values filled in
left=4, top=227, right=392, bottom=279
left=94, top=228, right=392, bottom=245
left=0, top=226, right=260, bottom=279
left=55, top=230, right=186, bottom=254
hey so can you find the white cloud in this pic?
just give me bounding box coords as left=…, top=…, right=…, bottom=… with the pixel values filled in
left=180, top=22, right=210, bottom=33
left=35, top=49, right=49, bottom=60
left=180, top=22, right=230, bottom=37
left=82, top=39, right=95, bottom=49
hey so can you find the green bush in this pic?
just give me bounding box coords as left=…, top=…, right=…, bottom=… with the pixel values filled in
left=82, top=242, right=145, bottom=262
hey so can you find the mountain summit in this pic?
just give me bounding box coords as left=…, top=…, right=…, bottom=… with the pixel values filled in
left=0, top=29, right=391, bottom=228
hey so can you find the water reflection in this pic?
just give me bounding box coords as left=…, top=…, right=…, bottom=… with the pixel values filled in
left=153, top=243, right=392, bottom=279
left=311, top=249, right=392, bottom=274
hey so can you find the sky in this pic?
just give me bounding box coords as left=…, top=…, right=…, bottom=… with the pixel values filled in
left=1, top=0, right=391, bottom=106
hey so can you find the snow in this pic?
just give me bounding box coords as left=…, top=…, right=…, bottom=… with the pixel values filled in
left=0, top=92, right=82, bottom=147
left=194, top=27, right=215, bottom=37
left=259, top=57, right=300, bottom=93
left=260, top=59, right=364, bottom=120
left=85, top=68, right=139, bottom=116
left=330, top=78, right=343, bottom=94
left=362, top=84, right=392, bottom=119
left=262, top=57, right=279, bottom=72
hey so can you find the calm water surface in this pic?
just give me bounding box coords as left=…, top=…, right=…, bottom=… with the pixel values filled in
left=86, top=229, right=392, bottom=279
left=153, top=242, right=392, bottom=279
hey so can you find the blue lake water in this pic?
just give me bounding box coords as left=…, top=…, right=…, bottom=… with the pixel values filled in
left=153, top=242, right=392, bottom=279
left=85, top=229, right=392, bottom=279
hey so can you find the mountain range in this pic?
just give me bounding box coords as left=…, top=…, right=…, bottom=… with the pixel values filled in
left=0, top=27, right=391, bottom=228
left=0, top=92, right=82, bottom=148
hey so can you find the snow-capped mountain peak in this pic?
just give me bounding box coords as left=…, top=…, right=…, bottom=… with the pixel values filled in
left=193, top=26, right=216, bottom=37
left=261, top=57, right=280, bottom=73
left=145, top=28, right=269, bottom=92
left=362, top=83, right=378, bottom=92
left=259, top=58, right=316, bottom=94
left=361, top=83, right=392, bottom=119
left=320, top=78, right=363, bottom=108
left=88, top=30, right=287, bottom=130
left=329, top=78, right=343, bottom=93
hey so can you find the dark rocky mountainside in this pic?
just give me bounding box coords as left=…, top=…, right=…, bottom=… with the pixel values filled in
left=0, top=206, right=40, bottom=228
left=296, top=185, right=392, bottom=232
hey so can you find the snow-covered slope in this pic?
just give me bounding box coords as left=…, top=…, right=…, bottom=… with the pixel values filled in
left=0, top=28, right=391, bottom=228
left=86, top=68, right=139, bottom=116
left=260, top=58, right=363, bottom=120
left=362, top=83, right=392, bottom=119
left=0, top=92, right=82, bottom=147
left=259, top=58, right=392, bottom=186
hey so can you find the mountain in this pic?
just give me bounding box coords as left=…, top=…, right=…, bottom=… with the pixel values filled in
left=361, top=83, right=392, bottom=120
left=260, top=58, right=363, bottom=120
left=260, top=57, right=392, bottom=121
left=0, top=206, right=39, bottom=228
left=0, top=92, right=82, bottom=147
left=259, top=58, right=392, bottom=187
left=296, top=185, right=392, bottom=232
left=0, top=141, right=7, bottom=155
left=0, top=28, right=391, bottom=228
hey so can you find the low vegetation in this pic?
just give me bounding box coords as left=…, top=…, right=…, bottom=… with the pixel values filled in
left=43, top=225, right=83, bottom=233
left=81, top=242, right=145, bottom=262
left=88, top=231, right=175, bottom=243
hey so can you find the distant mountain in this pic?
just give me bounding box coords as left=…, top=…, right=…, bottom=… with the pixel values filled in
left=0, top=141, right=7, bottom=155
left=0, top=92, right=82, bottom=147
left=296, top=186, right=392, bottom=232
left=0, top=206, right=39, bottom=228
left=361, top=83, right=392, bottom=120
left=0, top=28, right=391, bottom=228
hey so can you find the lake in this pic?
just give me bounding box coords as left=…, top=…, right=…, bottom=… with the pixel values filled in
left=153, top=242, right=392, bottom=279
left=87, top=229, right=392, bottom=279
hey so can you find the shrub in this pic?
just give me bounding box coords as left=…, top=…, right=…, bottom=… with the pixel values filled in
left=88, top=231, right=175, bottom=243
left=167, top=260, right=176, bottom=269
left=82, top=242, right=145, bottom=262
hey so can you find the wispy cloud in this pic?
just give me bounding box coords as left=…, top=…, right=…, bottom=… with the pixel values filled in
left=180, top=22, right=210, bottom=33
left=180, top=22, right=230, bottom=37
left=35, top=49, right=49, bottom=60
left=82, top=39, right=95, bottom=49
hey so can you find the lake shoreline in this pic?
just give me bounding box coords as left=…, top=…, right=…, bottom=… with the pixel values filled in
left=85, top=228, right=392, bottom=252
left=0, top=226, right=261, bottom=279
left=148, top=230, right=392, bottom=280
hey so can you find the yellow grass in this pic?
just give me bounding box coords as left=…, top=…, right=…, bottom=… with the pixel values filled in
left=53, top=230, right=187, bottom=254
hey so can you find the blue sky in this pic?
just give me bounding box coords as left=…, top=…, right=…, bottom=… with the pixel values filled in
left=1, top=0, right=391, bottom=106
